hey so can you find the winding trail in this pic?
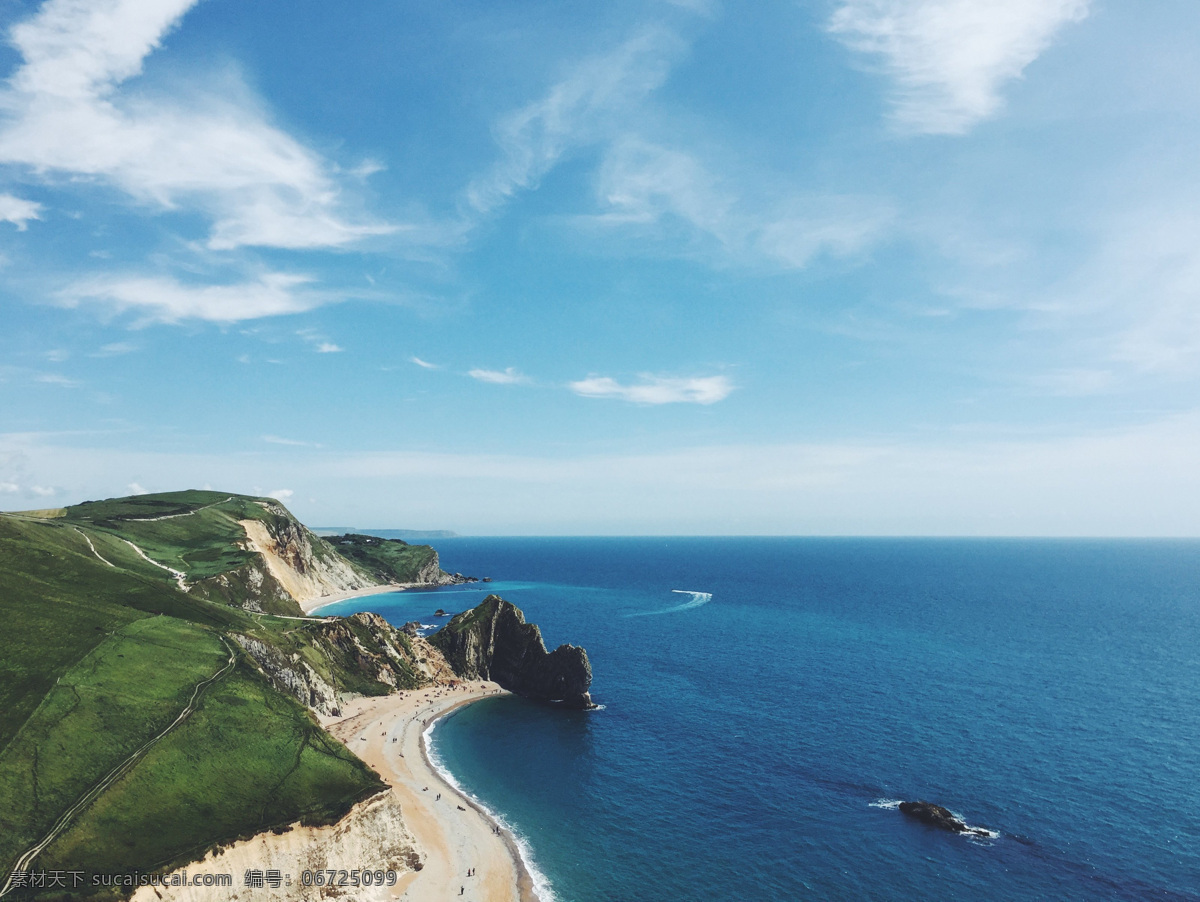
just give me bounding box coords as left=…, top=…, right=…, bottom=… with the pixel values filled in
left=123, top=497, right=234, bottom=523
left=71, top=527, right=114, bottom=568
left=0, top=639, right=238, bottom=898
left=122, top=539, right=189, bottom=592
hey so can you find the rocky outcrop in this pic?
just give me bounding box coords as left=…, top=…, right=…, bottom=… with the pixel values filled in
left=898, top=801, right=993, bottom=837
left=430, top=595, right=594, bottom=708
left=233, top=635, right=341, bottom=715
left=236, top=613, right=457, bottom=715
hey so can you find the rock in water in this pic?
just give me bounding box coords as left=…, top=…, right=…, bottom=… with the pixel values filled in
left=430, top=595, right=595, bottom=708
left=898, top=801, right=991, bottom=837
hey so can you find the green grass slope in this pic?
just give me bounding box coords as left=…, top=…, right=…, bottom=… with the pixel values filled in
left=325, top=533, right=441, bottom=583
left=0, top=494, right=402, bottom=898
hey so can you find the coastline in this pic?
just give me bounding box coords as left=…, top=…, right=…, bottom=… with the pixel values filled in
left=130, top=681, right=541, bottom=902
left=420, top=704, right=543, bottom=902
left=324, top=682, right=542, bottom=902
left=302, top=583, right=405, bottom=615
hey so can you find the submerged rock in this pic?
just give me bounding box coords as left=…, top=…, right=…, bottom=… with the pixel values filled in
left=430, top=595, right=595, bottom=708
left=898, top=801, right=992, bottom=837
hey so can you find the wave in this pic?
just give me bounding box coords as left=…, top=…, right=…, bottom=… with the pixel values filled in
left=424, top=718, right=557, bottom=901
left=625, top=589, right=713, bottom=617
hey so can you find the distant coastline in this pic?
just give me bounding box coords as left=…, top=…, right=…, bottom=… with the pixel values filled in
left=314, top=527, right=461, bottom=541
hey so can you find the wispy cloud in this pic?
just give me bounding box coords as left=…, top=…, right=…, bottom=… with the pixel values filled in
left=268, top=488, right=294, bottom=501
left=262, top=435, right=322, bottom=448
left=315, top=342, right=343, bottom=354
left=36, top=373, right=81, bottom=388
left=127, top=482, right=147, bottom=495
left=0, top=0, right=394, bottom=250
left=60, top=271, right=320, bottom=323
left=569, top=374, right=733, bottom=405
left=91, top=341, right=137, bottom=357
left=0, top=193, right=41, bottom=230
left=829, top=0, right=1090, bottom=134
left=410, top=356, right=440, bottom=370
left=468, top=367, right=530, bottom=385
left=588, top=137, right=892, bottom=268
left=464, top=27, right=684, bottom=215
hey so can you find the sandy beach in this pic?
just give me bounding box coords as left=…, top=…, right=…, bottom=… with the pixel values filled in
left=302, top=583, right=407, bottom=615
left=130, top=681, right=538, bottom=902
left=323, top=682, right=540, bottom=902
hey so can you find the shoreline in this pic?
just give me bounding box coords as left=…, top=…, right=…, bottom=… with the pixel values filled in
left=420, top=703, right=542, bottom=902
left=324, top=682, right=542, bottom=902
left=303, top=583, right=407, bottom=615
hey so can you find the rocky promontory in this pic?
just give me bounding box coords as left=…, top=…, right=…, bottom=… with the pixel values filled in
left=430, top=595, right=594, bottom=708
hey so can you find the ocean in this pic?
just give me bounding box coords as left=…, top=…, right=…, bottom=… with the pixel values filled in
left=318, top=538, right=1200, bottom=901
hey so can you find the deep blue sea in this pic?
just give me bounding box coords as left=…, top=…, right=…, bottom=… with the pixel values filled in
left=319, top=538, right=1200, bottom=901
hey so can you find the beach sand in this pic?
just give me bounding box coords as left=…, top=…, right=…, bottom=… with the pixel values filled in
left=323, top=682, right=539, bottom=902
left=301, top=583, right=406, bottom=615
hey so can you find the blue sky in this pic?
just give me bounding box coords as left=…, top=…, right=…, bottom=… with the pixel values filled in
left=2, top=0, right=1199, bottom=534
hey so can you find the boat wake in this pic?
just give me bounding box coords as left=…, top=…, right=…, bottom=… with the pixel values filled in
left=626, top=590, right=713, bottom=617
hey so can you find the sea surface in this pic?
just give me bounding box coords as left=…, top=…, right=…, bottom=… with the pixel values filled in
left=318, top=538, right=1200, bottom=901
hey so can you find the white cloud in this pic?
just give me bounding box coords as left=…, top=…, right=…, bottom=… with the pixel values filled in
left=410, top=356, right=440, bottom=370
left=315, top=342, right=343, bottom=354
left=60, top=271, right=320, bottom=323
left=127, top=481, right=147, bottom=494
left=467, top=367, right=530, bottom=385
left=92, top=341, right=137, bottom=356
left=829, top=0, right=1090, bottom=134
left=36, top=373, right=80, bottom=387
left=30, top=485, right=55, bottom=496
left=465, top=27, right=683, bottom=215
left=570, top=374, right=733, bottom=405
left=44, top=348, right=69, bottom=362
left=0, top=193, right=42, bottom=230
left=0, top=0, right=393, bottom=250
left=0, top=481, right=18, bottom=492
left=269, top=488, right=294, bottom=501
left=262, top=435, right=321, bottom=448
left=588, top=137, right=892, bottom=269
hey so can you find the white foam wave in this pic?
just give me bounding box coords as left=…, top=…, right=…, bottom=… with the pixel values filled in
left=423, top=719, right=557, bottom=901
left=626, top=589, right=713, bottom=617
left=869, top=798, right=902, bottom=809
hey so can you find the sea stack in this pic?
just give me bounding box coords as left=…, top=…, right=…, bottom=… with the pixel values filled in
left=430, top=595, right=595, bottom=708
left=898, top=801, right=991, bottom=837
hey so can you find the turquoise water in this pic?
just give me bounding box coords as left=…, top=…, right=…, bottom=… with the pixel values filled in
left=319, top=538, right=1200, bottom=901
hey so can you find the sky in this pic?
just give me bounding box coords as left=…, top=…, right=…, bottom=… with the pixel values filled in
left=2, top=0, right=1200, bottom=535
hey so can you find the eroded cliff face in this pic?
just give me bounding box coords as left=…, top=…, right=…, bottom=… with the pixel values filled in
left=430, top=595, right=594, bottom=708
left=240, top=507, right=377, bottom=606
left=128, top=792, right=421, bottom=902
left=236, top=613, right=458, bottom=715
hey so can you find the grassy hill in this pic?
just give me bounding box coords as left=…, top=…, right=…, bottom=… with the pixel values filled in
left=323, top=532, right=442, bottom=584
left=0, top=491, right=451, bottom=899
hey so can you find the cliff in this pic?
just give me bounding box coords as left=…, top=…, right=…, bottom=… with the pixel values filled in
left=430, top=595, right=594, bottom=708
left=325, top=532, right=466, bottom=586
left=238, top=509, right=378, bottom=605
left=235, top=612, right=458, bottom=715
